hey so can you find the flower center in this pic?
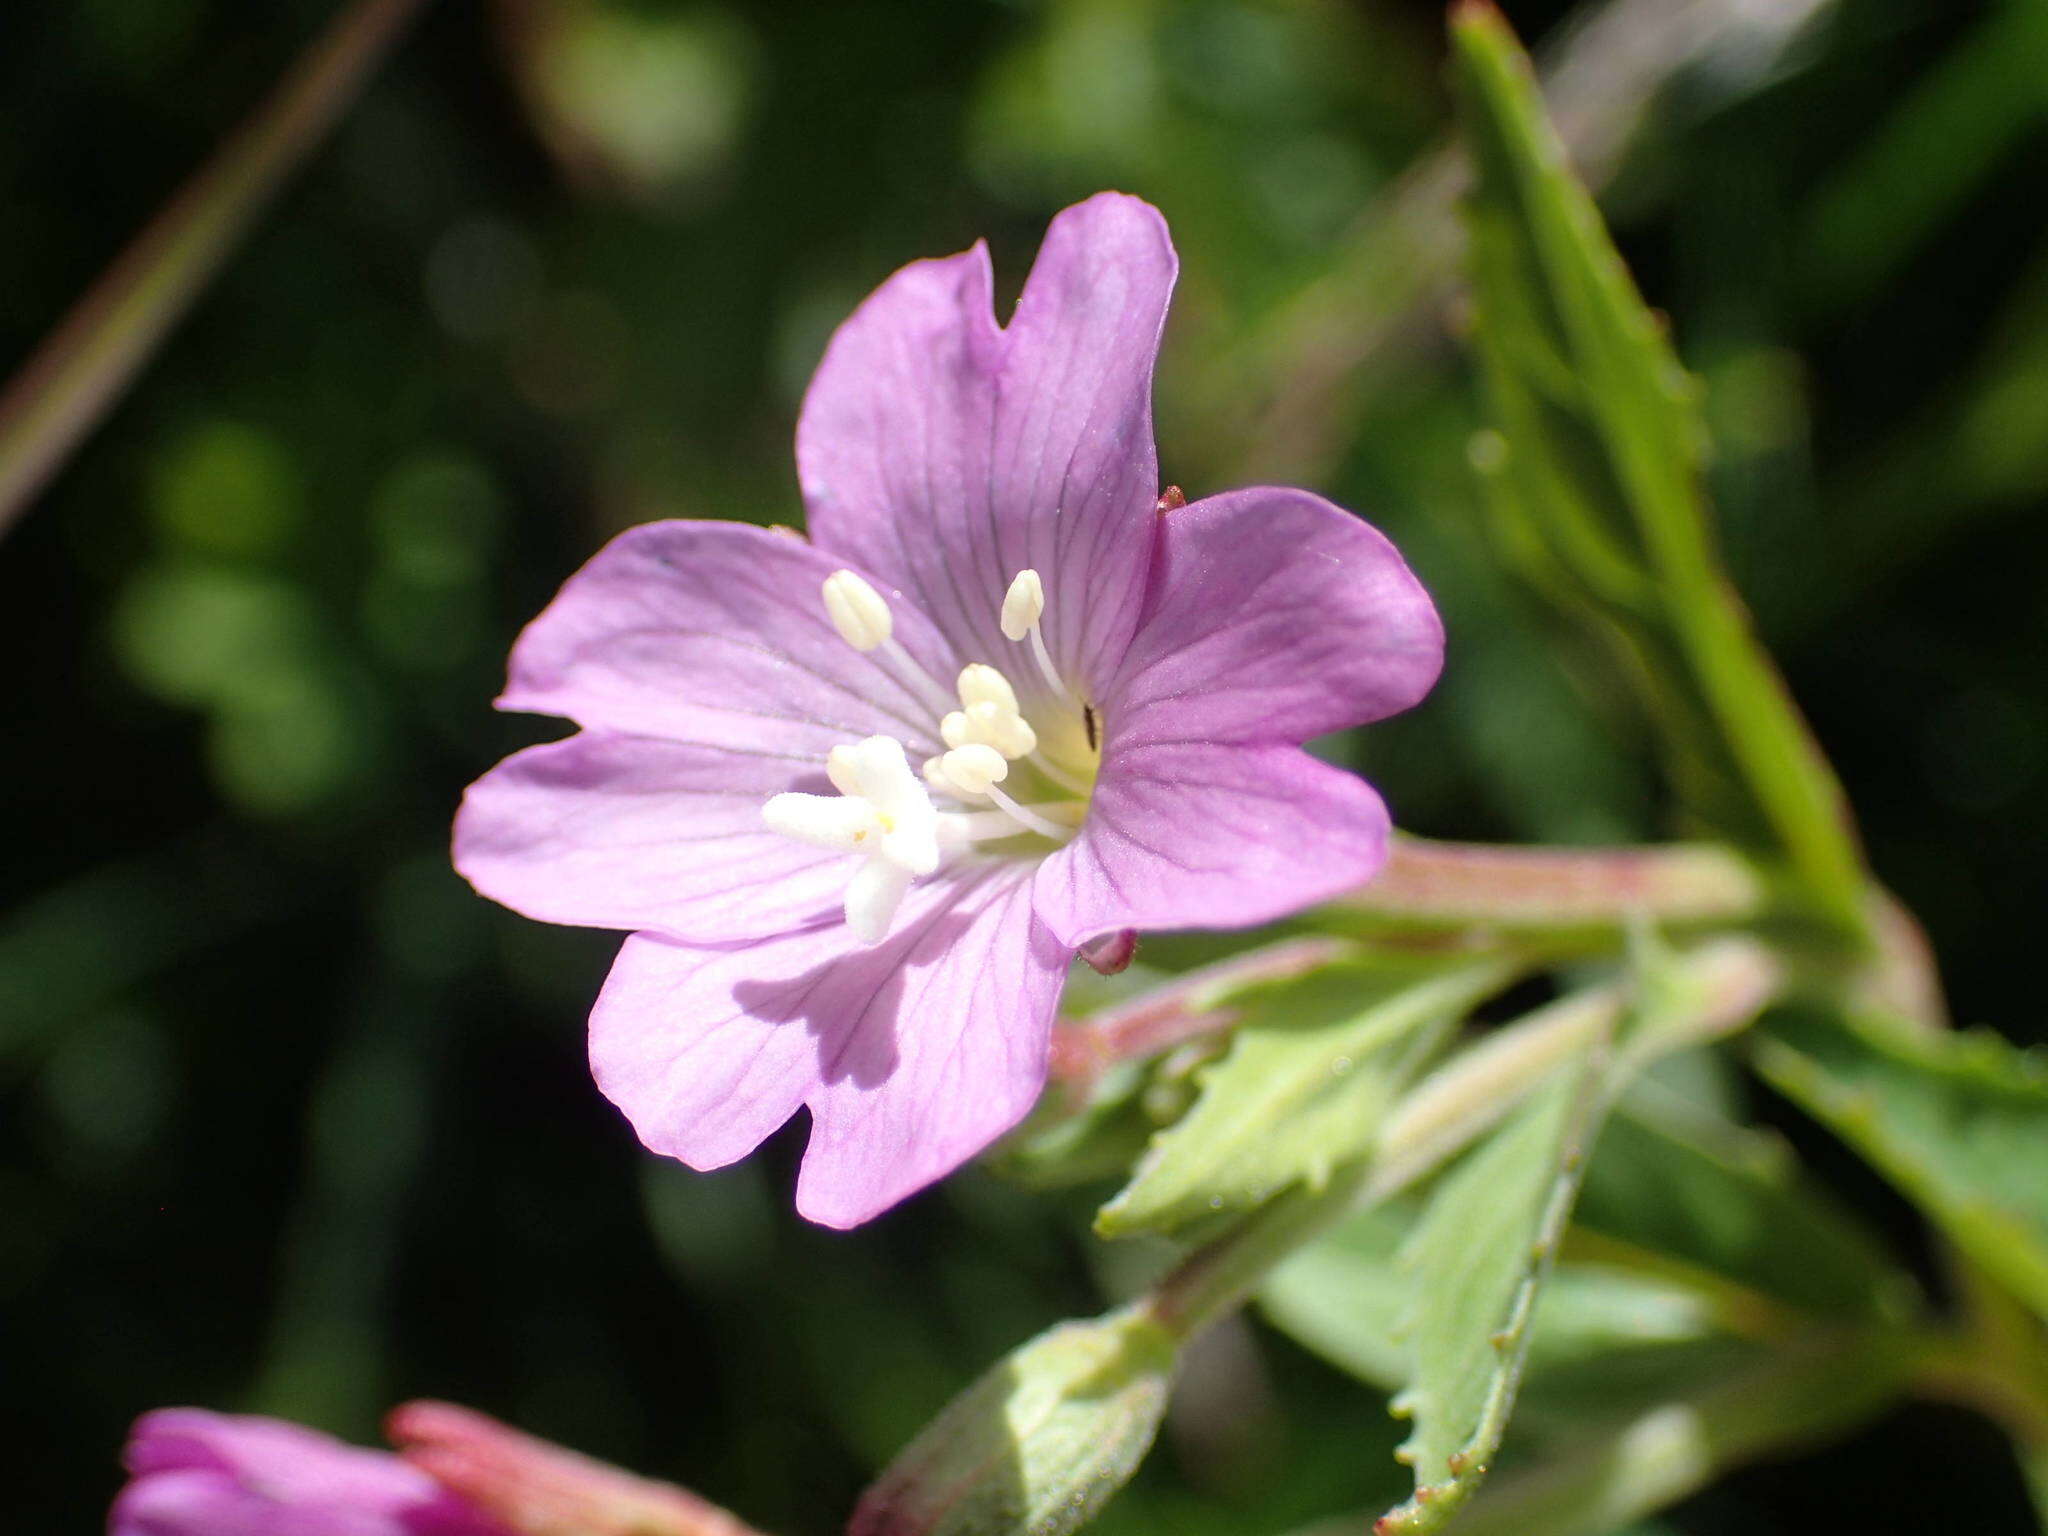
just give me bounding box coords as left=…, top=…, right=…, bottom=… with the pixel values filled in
left=762, top=565, right=1102, bottom=942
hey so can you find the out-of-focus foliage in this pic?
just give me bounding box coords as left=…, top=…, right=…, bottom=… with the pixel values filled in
left=1754, top=1003, right=2048, bottom=1316
left=5, top=0, right=2048, bottom=1532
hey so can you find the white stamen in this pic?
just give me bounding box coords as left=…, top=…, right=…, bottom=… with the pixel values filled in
left=879, top=635, right=960, bottom=722
left=1027, top=750, right=1091, bottom=797
left=938, top=805, right=1083, bottom=847
left=1001, top=568, right=1067, bottom=695
left=1026, top=622, right=1066, bottom=698
left=822, top=570, right=892, bottom=652
left=937, top=743, right=1008, bottom=796
left=1000, top=569, right=1044, bottom=641
left=844, top=858, right=913, bottom=944
left=984, top=783, right=1072, bottom=841
left=957, top=663, right=1019, bottom=715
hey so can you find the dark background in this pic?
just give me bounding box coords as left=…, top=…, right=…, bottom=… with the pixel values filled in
left=3, top=0, right=2044, bottom=1529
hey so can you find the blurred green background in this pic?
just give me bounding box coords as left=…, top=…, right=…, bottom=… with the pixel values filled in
left=3, top=0, right=2045, bottom=1529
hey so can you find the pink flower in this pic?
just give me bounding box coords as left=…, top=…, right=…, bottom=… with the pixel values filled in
left=455, top=192, right=1442, bottom=1227
left=110, top=1410, right=512, bottom=1536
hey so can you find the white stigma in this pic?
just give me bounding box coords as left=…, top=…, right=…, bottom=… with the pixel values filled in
left=1000, top=569, right=1044, bottom=642
left=821, top=570, right=892, bottom=652
left=762, top=735, right=939, bottom=944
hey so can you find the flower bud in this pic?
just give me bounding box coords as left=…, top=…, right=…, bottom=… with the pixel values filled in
left=388, top=1401, right=762, bottom=1536
left=848, top=1305, right=1177, bottom=1536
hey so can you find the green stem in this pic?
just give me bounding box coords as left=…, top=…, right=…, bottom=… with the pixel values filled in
left=1912, top=1260, right=2048, bottom=1526
left=0, top=0, right=432, bottom=534
left=1144, top=1164, right=1371, bottom=1340
left=1369, top=937, right=1780, bottom=1198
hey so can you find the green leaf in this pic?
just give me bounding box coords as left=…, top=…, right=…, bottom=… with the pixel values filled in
left=1376, top=1046, right=1609, bottom=1533
left=1574, top=1086, right=1913, bottom=1323
left=1096, top=954, right=1513, bottom=1239
left=849, top=1304, right=1177, bottom=1536
left=1262, top=1201, right=1758, bottom=1437
left=1387, top=1332, right=1910, bottom=1536
left=1753, top=1004, right=2048, bottom=1318
left=1450, top=1, right=1866, bottom=933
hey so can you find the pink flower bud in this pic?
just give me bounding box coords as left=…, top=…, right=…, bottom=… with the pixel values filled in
left=386, top=1401, right=764, bottom=1536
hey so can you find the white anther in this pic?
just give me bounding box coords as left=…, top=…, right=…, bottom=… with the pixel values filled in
left=821, top=570, right=892, bottom=652
left=1000, top=569, right=1045, bottom=641
left=922, top=755, right=950, bottom=791
left=937, top=744, right=1009, bottom=795
left=940, top=711, right=971, bottom=750
left=958, top=663, right=1019, bottom=715
left=970, top=700, right=1037, bottom=758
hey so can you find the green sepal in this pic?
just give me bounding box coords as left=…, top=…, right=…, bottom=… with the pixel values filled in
left=848, top=1304, right=1177, bottom=1536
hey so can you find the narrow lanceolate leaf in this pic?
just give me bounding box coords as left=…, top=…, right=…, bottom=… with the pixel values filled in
left=1293, top=1333, right=1911, bottom=1536
left=1375, top=1046, right=1610, bottom=1534
left=848, top=1305, right=1177, bottom=1536
left=1261, top=1200, right=1755, bottom=1437
left=1095, top=953, right=1514, bottom=1239
left=0, top=0, right=430, bottom=536
left=1450, top=1, right=1866, bottom=934
left=1753, top=1003, right=2048, bottom=1318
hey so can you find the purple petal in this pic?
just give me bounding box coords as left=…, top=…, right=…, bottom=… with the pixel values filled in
left=797, top=193, right=1177, bottom=696
left=454, top=731, right=846, bottom=944
left=496, top=521, right=952, bottom=759
left=1108, top=487, right=1444, bottom=746
left=589, top=869, right=1064, bottom=1229
left=1033, top=743, right=1391, bottom=948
